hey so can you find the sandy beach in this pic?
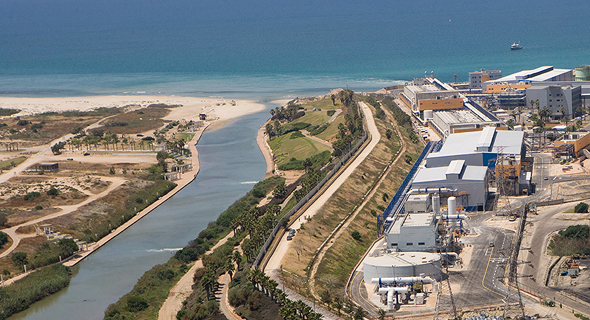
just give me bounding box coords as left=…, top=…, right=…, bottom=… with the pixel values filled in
left=0, top=95, right=265, bottom=122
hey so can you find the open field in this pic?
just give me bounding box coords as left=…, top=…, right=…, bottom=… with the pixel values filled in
left=315, top=115, right=345, bottom=142
left=268, top=131, right=331, bottom=166
left=290, top=110, right=332, bottom=127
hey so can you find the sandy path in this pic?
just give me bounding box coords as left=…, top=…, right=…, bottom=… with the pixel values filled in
left=257, top=120, right=276, bottom=179
left=0, top=176, right=126, bottom=259
left=264, top=101, right=379, bottom=271
left=158, top=231, right=234, bottom=320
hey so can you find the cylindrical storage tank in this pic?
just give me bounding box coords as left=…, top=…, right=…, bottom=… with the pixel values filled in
left=432, top=193, right=440, bottom=216
left=424, top=110, right=434, bottom=120
left=448, top=197, right=456, bottom=215
left=363, top=252, right=441, bottom=283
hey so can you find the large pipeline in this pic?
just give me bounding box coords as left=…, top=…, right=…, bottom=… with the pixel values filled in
left=372, top=276, right=436, bottom=286
left=378, top=287, right=409, bottom=311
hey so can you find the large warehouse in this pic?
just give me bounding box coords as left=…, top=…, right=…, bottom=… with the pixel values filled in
left=425, top=127, right=525, bottom=168
left=412, top=159, right=489, bottom=211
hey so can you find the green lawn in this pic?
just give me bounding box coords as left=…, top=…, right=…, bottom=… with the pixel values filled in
left=315, top=114, right=345, bottom=142
left=268, top=131, right=331, bottom=166
left=301, top=98, right=342, bottom=111
left=0, top=157, right=26, bottom=170
left=291, top=110, right=331, bottom=127
left=176, top=132, right=195, bottom=142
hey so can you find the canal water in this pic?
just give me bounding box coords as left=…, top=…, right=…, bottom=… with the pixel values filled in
left=10, top=105, right=271, bottom=319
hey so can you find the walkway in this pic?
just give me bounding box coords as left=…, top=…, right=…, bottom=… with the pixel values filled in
left=158, top=230, right=236, bottom=320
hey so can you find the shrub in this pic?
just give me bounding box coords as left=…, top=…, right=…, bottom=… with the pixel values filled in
left=46, top=188, right=59, bottom=196
left=574, top=202, right=589, bottom=213
left=17, top=119, right=29, bottom=126
left=12, top=252, right=28, bottom=268
left=252, top=188, right=265, bottom=198
left=127, top=296, right=148, bottom=312
left=559, top=225, right=590, bottom=240
left=34, top=205, right=43, bottom=210
left=351, top=230, right=362, bottom=241
left=0, top=264, right=71, bottom=319
left=23, top=192, right=41, bottom=201
left=289, top=131, right=304, bottom=139
left=0, top=231, right=8, bottom=248
left=327, top=110, right=336, bottom=116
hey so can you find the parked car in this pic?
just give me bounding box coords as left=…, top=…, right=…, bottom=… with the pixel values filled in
left=508, top=216, right=516, bottom=221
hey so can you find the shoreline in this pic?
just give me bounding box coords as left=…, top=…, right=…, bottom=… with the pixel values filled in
left=62, top=122, right=210, bottom=267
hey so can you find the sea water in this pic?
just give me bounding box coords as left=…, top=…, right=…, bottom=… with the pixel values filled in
left=1, top=0, right=588, bottom=99
left=2, top=0, right=589, bottom=318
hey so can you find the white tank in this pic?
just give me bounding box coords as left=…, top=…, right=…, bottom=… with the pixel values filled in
left=432, top=193, right=440, bottom=216
left=448, top=197, right=456, bottom=215
left=448, top=197, right=457, bottom=229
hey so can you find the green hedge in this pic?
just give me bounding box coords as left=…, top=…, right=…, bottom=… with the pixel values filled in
left=0, top=264, right=71, bottom=320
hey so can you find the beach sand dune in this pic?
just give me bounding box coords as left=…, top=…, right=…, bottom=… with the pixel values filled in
left=0, top=95, right=265, bottom=122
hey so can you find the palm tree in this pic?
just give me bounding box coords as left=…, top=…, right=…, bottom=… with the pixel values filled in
left=201, top=271, right=215, bottom=300
left=225, top=259, right=235, bottom=280
left=232, top=251, right=242, bottom=270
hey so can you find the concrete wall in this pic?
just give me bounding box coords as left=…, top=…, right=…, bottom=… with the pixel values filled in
left=386, top=225, right=437, bottom=251
left=418, top=98, right=463, bottom=111
left=411, top=178, right=488, bottom=210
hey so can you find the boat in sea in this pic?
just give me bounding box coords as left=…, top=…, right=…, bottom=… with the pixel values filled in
left=510, top=42, right=522, bottom=50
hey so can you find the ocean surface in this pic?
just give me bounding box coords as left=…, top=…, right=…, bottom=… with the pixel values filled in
left=1, top=0, right=589, bottom=100
left=2, top=1, right=589, bottom=319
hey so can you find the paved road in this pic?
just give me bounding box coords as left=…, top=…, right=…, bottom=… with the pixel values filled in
left=264, top=101, right=380, bottom=272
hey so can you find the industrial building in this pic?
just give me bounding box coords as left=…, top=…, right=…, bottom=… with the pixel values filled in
left=469, top=69, right=502, bottom=89
left=363, top=251, right=441, bottom=283
left=412, top=160, right=489, bottom=211
left=429, top=101, right=502, bottom=138
left=425, top=127, right=525, bottom=168
left=526, top=83, right=582, bottom=119
left=424, top=127, right=529, bottom=195
left=399, top=77, right=463, bottom=119
left=554, top=131, right=590, bottom=157
left=483, top=66, right=574, bottom=91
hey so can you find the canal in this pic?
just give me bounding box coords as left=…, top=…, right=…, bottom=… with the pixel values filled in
left=10, top=105, right=271, bottom=319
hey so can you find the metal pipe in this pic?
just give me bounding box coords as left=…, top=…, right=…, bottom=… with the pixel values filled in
left=378, top=287, right=409, bottom=311
left=372, top=276, right=436, bottom=284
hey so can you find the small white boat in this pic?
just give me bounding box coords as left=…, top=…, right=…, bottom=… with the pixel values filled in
left=510, top=42, right=522, bottom=50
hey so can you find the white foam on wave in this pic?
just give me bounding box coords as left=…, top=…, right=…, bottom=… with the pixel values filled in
left=240, top=181, right=259, bottom=185
left=147, top=248, right=183, bottom=253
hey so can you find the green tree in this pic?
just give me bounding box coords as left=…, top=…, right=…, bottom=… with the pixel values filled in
left=574, top=202, right=589, bottom=213
left=12, top=252, right=28, bottom=269
left=385, top=129, right=393, bottom=139
left=156, top=151, right=169, bottom=161
left=273, top=181, right=287, bottom=199
left=0, top=231, right=8, bottom=248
